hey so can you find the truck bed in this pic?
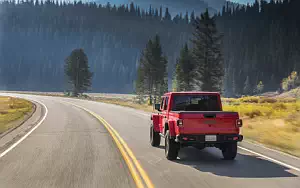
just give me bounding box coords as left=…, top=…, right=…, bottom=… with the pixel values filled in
left=170, top=111, right=240, bottom=135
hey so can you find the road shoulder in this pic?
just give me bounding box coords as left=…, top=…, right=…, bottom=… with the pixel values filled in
left=239, top=141, right=300, bottom=171
left=0, top=101, right=45, bottom=155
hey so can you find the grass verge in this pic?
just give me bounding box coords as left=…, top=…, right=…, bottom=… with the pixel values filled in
left=0, top=96, right=34, bottom=134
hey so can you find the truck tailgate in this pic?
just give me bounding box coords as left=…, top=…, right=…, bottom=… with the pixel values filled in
left=176, top=111, right=240, bottom=134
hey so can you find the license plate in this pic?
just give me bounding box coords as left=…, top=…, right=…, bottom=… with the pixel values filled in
left=205, top=135, right=217, bottom=142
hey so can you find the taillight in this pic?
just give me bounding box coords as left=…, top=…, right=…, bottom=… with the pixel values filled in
left=236, top=119, right=243, bottom=127
left=177, top=119, right=183, bottom=127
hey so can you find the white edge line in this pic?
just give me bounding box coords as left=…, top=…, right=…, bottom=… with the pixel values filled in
left=238, top=146, right=300, bottom=172
left=244, top=140, right=300, bottom=161
left=0, top=99, right=48, bottom=158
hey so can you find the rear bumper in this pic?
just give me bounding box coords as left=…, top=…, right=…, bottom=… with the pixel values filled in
left=175, top=134, right=243, bottom=144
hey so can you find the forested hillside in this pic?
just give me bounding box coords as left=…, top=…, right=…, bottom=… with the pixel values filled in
left=0, top=0, right=192, bottom=93
left=93, top=0, right=218, bottom=15
left=217, top=0, right=300, bottom=96
left=0, top=0, right=299, bottom=96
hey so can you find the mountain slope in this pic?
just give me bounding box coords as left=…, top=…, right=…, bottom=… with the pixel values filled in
left=93, top=0, right=217, bottom=15
left=92, top=0, right=243, bottom=15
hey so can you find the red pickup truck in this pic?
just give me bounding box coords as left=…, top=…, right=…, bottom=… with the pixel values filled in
left=150, top=92, right=243, bottom=160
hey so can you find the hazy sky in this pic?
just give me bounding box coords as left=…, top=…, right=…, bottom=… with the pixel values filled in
left=90, top=1, right=258, bottom=6
left=233, top=0, right=255, bottom=3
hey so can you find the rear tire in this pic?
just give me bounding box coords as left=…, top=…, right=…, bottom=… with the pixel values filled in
left=150, top=124, right=160, bottom=147
left=222, top=142, right=237, bottom=160
left=165, top=130, right=179, bottom=160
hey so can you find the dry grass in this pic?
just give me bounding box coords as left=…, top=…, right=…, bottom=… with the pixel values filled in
left=242, top=117, right=300, bottom=157
left=223, top=96, right=300, bottom=157
left=0, top=96, right=33, bottom=134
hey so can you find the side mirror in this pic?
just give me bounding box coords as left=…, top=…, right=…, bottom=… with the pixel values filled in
left=154, top=104, right=161, bottom=111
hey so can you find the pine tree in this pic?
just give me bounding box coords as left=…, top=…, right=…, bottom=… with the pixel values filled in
left=243, top=76, right=252, bottom=95
left=190, top=11, right=195, bottom=24
left=164, top=8, right=171, bottom=21
left=152, top=35, right=168, bottom=102
left=135, top=34, right=168, bottom=105
left=161, top=62, right=169, bottom=95
left=135, top=63, right=145, bottom=103
left=159, top=6, right=162, bottom=20
left=232, top=72, right=236, bottom=97
left=174, top=43, right=195, bottom=91
left=191, top=9, right=224, bottom=92
left=64, top=48, right=93, bottom=97
left=184, top=12, right=189, bottom=24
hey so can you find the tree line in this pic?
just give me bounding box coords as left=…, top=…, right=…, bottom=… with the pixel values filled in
left=136, top=10, right=224, bottom=103
left=217, top=0, right=300, bottom=97
left=0, top=0, right=191, bottom=93
left=0, top=0, right=299, bottom=97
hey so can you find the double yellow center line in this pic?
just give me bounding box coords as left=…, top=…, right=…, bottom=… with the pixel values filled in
left=65, top=101, right=154, bottom=188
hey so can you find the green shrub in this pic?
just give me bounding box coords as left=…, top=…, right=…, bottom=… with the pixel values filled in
left=64, top=91, right=71, bottom=96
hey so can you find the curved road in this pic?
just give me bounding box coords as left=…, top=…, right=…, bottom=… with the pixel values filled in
left=0, top=94, right=300, bottom=188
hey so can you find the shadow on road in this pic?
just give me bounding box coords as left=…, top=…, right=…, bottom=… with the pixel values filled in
left=172, top=147, right=298, bottom=178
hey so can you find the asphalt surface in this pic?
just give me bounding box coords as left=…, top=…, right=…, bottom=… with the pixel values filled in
left=0, top=93, right=300, bottom=188
left=0, top=94, right=135, bottom=188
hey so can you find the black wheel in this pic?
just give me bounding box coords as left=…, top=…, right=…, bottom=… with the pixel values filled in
left=222, top=142, right=237, bottom=160
left=165, top=130, right=179, bottom=160
left=150, top=124, right=161, bottom=147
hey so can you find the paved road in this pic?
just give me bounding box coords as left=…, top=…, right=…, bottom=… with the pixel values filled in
left=0, top=94, right=300, bottom=188
left=0, top=94, right=135, bottom=188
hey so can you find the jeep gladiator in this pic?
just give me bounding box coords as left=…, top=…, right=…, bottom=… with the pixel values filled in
left=150, top=92, right=243, bottom=160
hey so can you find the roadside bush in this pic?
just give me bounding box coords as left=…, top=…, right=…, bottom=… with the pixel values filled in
left=272, top=103, right=287, bottom=110
left=0, top=111, right=8, bottom=115
left=259, top=97, right=277, bottom=103
left=239, top=96, right=259, bottom=103
left=134, top=96, right=146, bottom=104
left=265, top=110, right=273, bottom=118
left=245, top=109, right=262, bottom=118
left=278, top=98, right=297, bottom=103
left=64, top=91, right=71, bottom=96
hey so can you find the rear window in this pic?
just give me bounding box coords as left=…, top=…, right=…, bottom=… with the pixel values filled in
left=171, top=95, right=221, bottom=111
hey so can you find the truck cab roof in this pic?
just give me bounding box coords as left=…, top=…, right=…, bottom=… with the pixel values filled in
left=164, top=92, right=220, bottom=96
